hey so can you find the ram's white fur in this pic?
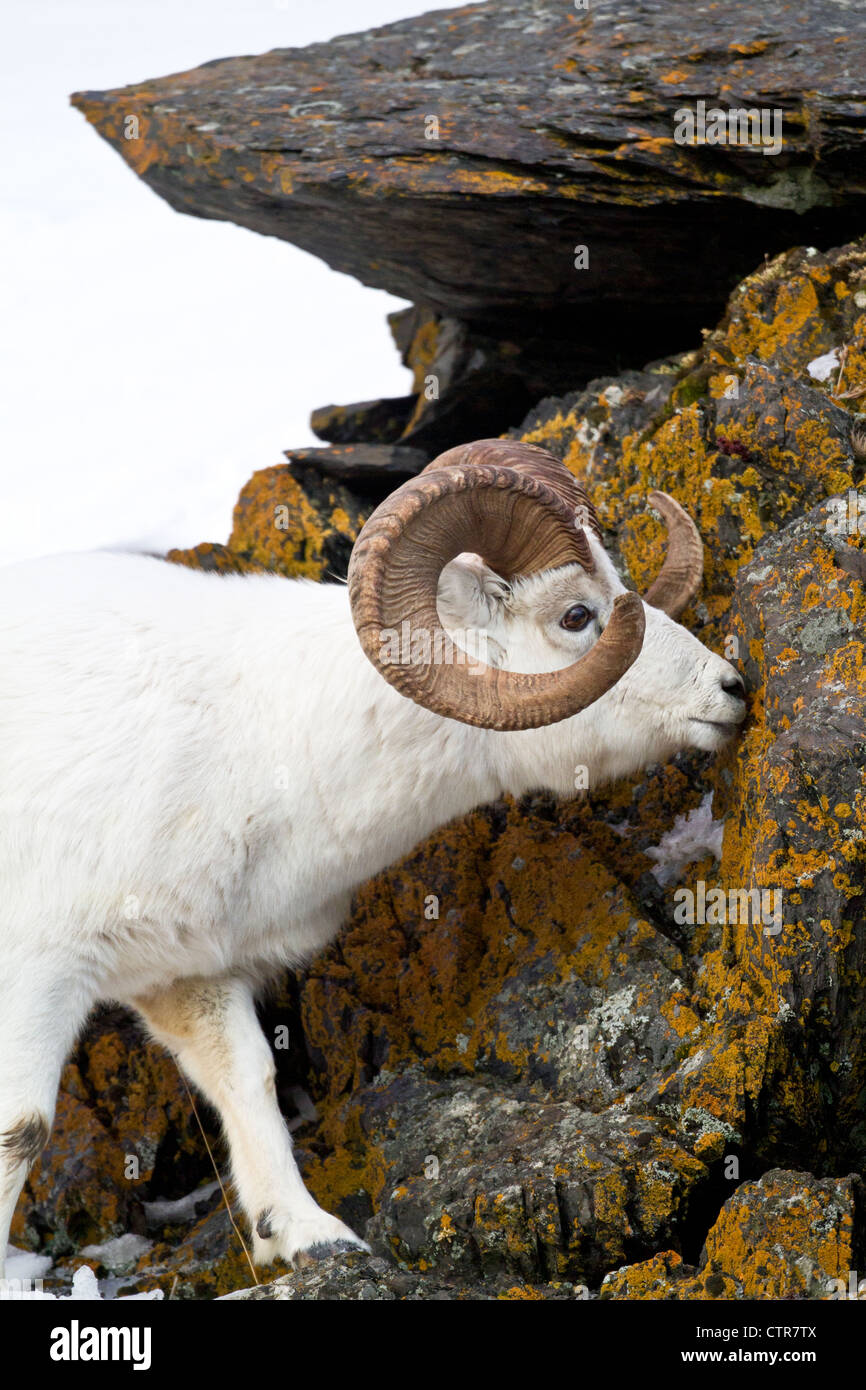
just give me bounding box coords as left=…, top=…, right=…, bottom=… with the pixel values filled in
left=0, top=537, right=744, bottom=1271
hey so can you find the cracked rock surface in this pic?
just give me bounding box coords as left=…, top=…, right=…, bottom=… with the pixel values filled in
left=71, top=0, right=866, bottom=390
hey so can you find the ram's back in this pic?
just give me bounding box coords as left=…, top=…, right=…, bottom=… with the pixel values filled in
left=0, top=553, right=356, bottom=983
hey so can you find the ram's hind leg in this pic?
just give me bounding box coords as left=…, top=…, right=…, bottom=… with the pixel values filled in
left=130, top=973, right=369, bottom=1270
left=0, top=958, right=94, bottom=1280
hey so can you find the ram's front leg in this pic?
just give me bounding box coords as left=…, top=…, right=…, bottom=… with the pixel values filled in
left=131, top=973, right=369, bottom=1269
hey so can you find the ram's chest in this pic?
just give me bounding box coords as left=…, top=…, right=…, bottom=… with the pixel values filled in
left=96, top=876, right=353, bottom=1001
left=31, top=811, right=354, bottom=1001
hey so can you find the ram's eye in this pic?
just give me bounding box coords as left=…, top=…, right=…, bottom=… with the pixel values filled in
left=559, top=603, right=593, bottom=632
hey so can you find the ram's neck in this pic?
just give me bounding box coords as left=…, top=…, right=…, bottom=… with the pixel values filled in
left=264, top=584, right=597, bottom=907
left=271, top=593, right=510, bottom=897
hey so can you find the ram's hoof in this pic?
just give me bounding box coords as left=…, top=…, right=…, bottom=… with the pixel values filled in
left=292, top=1238, right=367, bottom=1270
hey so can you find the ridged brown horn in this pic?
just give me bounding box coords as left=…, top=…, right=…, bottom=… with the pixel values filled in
left=347, top=440, right=646, bottom=731
left=419, top=440, right=605, bottom=547
left=643, top=491, right=704, bottom=619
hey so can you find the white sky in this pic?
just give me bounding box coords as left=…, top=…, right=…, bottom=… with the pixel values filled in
left=0, top=1, right=466, bottom=564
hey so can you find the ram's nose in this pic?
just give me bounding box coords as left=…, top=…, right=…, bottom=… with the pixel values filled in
left=720, top=671, right=745, bottom=699
left=718, top=665, right=747, bottom=719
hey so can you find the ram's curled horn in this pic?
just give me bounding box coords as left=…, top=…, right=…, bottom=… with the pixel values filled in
left=347, top=439, right=645, bottom=732
left=643, top=490, right=705, bottom=620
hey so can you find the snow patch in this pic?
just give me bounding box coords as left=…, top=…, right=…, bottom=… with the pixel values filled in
left=78, top=1233, right=152, bottom=1271
left=2, top=1245, right=163, bottom=1301
left=807, top=348, right=840, bottom=382
left=143, top=1180, right=220, bottom=1225
left=644, top=793, right=725, bottom=886
left=5, top=1245, right=52, bottom=1283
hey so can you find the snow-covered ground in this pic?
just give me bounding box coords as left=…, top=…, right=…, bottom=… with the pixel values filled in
left=644, top=792, right=726, bottom=886
left=1, top=1, right=465, bottom=566
left=2, top=1178, right=223, bottom=1299
left=3, top=1246, right=162, bottom=1300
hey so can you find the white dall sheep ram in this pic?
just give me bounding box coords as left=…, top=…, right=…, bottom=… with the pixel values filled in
left=0, top=440, right=746, bottom=1273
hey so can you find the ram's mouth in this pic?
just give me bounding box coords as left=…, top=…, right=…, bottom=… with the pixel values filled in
left=691, top=717, right=740, bottom=737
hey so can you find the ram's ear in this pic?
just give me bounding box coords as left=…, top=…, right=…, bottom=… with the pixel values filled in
left=436, top=553, right=511, bottom=630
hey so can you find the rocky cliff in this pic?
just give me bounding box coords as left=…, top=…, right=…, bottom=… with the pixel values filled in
left=72, top=0, right=866, bottom=449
